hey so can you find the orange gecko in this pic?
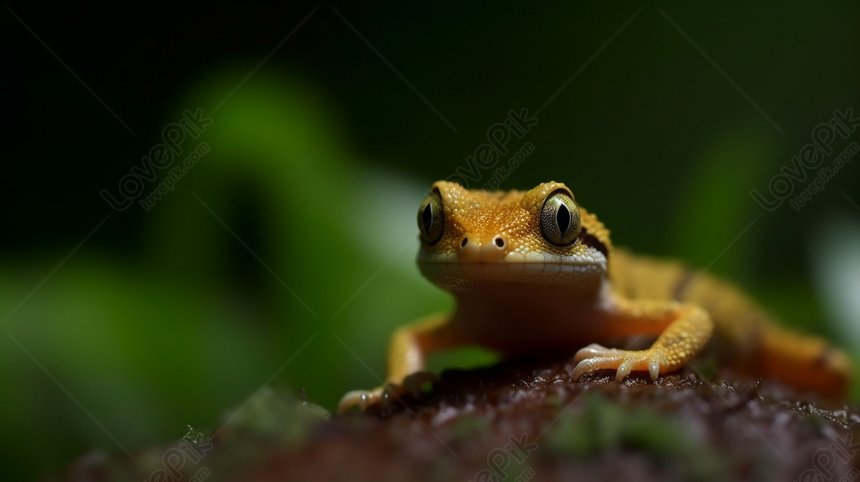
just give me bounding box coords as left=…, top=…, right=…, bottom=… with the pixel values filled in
left=339, top=181, right=853, bottom=411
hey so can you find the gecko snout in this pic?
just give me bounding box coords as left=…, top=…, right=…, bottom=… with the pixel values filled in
left=457, top=234, right=508, bottom=262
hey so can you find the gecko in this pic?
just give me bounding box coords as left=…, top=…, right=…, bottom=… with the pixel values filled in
left=338, top=181, right=853, bottom=412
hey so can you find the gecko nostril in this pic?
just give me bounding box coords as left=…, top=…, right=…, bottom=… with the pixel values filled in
left=494, top=237, right=505, bottom=248
left=461, top=237, right=469, bottom=248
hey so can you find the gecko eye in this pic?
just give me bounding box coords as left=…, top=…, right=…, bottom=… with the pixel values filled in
left=540, top=190, right=580, bottom=247
left=418, top=190, right=444, bottom=244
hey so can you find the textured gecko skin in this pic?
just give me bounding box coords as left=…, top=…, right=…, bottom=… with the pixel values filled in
left=338, top=181, right=853, bottom=412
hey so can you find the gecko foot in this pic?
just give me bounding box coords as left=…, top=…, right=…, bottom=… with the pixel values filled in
left=337, top=371, right=438, bottom=413
left=572, top=344, right=667, bottom=382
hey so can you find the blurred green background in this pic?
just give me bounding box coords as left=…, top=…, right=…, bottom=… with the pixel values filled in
left=3, top=2, right=860, bottom=480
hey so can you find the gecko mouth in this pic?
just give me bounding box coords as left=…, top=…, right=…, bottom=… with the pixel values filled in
left=419, top=261, right=602, bottom=277
left=417, top=250, right=607, bottom=281
left=416, top=262, right=607, bottom=285
left=417, top=249, right=606, bottom=266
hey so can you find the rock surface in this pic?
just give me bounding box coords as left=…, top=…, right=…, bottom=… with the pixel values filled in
left=59, top=356, right=860, bottom=482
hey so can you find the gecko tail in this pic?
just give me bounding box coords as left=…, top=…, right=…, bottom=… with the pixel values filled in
left=756, top=323, right=853, bottom=399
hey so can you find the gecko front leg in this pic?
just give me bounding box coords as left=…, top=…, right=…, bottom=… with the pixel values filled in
left=338, top=313, right=465, bottom=412
left=572, top=300, right=713, bottom=382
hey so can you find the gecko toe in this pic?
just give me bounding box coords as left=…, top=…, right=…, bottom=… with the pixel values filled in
left=649, top=359, right=660, bottom=380
left=338, top=390, right=371, bottom=413
left=616, top=360, right=634, bottom=381
left=572, top=348, right=668, bottom=383
left=574, top=344, right=608, bottom=362
left=574, top=343, right=625, bottom=362
left=571, top=358, right=598, bottom=381
left=337, top=386, right=392, bottom=413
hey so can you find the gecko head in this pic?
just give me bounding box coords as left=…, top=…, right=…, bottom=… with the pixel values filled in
left=416, top=180, right=611, bottom=289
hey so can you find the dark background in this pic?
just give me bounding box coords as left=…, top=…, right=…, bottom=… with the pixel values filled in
left=3, top=2, right=860, bottom=480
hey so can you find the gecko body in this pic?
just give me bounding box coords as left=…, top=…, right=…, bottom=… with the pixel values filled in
left=339, top=181, right=852, bottom=411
